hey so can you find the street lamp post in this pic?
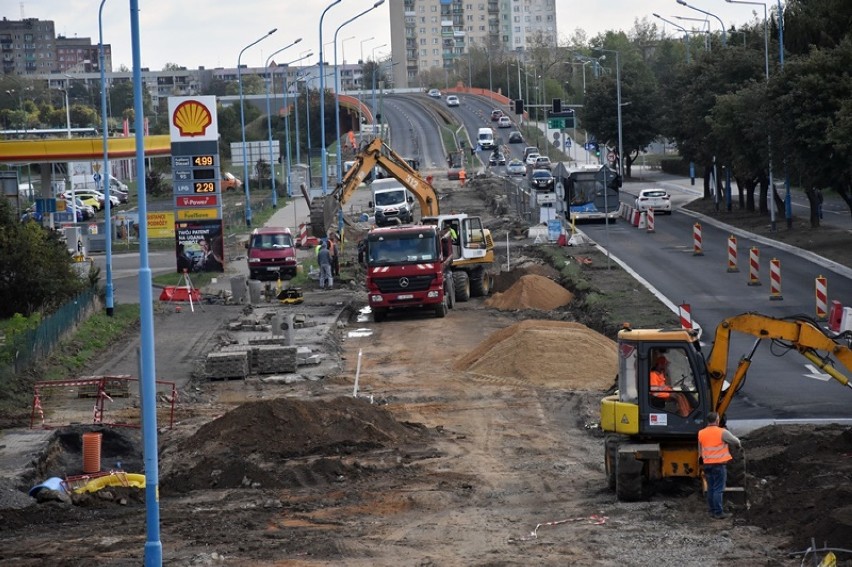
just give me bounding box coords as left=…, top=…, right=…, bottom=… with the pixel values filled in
left=283, top=53, right=312, bottom=202
left=358, top=37, right=375, bottom=127
left=98, top=0, right=114, bottom=316
left=676, top=0, right=727, bottom=46
left=371, top=44, right=387, bottom=131
left=265, top=38, right=303, bottom=208
left=653, top=13, right=692, bottom=62
left=238, top=28, right=278, bottom=227
left=318, top=0, right=343, bottom=198
left=334, top=1, right=385, bottom=186
left=596, top=48, right=625, bottom=180
left=673, top=15, right=712, bottom=50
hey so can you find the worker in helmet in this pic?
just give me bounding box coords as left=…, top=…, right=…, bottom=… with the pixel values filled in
left=650, top=355, right=691, bottom=417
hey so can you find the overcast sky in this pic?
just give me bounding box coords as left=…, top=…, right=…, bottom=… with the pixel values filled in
left=20, top=0, right=771, bottom=71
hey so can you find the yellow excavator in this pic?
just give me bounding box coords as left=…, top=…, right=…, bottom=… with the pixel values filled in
left=601, top=313, right=852, bottom=501
left=311, top=138, right=495, bottom=299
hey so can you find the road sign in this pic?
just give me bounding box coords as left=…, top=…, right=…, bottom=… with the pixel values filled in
left=607, top=152, right=616, bottom=163
left=547, top=118, right=565, bottom=129
left=92, top=172, right=102, bottom=183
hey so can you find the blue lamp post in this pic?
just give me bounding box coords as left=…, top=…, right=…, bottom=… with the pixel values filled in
left=238, top=28, right=277, bottom=227
left=283, top=53, right=313, bottom=199
left=98, top=0, right=113, bottom=317
left=264, top=38, right=302, bottom=208
left=334, top=0, right=385, bottom=182
left=318, top=0, right=343, bottom=197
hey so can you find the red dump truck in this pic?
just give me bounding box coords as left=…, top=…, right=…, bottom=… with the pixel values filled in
left=364, top=224, right=454, bottom=322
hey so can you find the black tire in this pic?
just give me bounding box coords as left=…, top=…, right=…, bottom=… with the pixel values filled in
left=435, top=297, right=448, bottom=318
left=469, top=268, right=492, bottom=297
left=604, top=436, right=619, bottom=492
left=453, top=270, right=471, bottom=303
left=373, top=308, right=388, bottom=323
left=445, top=275, right=456, bottom=309
left=615, top=449, right=649, bottom=502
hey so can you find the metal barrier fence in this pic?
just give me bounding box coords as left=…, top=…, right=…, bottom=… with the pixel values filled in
left=501, top=176, right=534, bottom=223
left=0, top=287, right=98, bottom=379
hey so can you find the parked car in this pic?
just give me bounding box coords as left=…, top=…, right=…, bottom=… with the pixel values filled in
left=508, top=131, right=524, bottom=144
left=62, top=192, right=101, bottom=211
left=490, top=109, right=503, bottom=121
left=63, top=198, right=95, bottom=220
left=446, top=95, right=460, bottom=107
left=530, top=169, right=555, bottom=191
left=488, top=151, right=507, bottom=166
left=110, top=186, right=128, bottom=204
left=222, top=171, right=243, bottom=191
left=525, top=152, right=541, bottom=166
left=506, top=159, right=526, bottom=176
left=533, top=156, right=553, bottom=170
left=635, top=188, right=672, bottom=214
left=497, top=116, right=512, bottom=128
left=427, top=88, right=442, bottom=98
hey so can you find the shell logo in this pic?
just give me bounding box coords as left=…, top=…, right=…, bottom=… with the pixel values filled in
left=172, top=100, right=213, bottom=137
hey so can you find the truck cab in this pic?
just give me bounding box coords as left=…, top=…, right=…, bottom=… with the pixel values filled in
left=246, top=227, right=298, bottom=280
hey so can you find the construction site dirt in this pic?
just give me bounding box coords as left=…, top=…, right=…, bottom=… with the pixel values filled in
left=1, top=175, right=851, bottom=566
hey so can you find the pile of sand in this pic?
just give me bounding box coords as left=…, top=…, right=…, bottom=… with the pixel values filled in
left=454, top=320, right=616, bottom=389
left=484, top=274, right=573, bottom=311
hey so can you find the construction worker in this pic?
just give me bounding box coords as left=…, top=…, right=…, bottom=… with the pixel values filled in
left=317, top=242, right=333, bottom=290
left=650, top=355, right=691, bottom=417
left=458, top=168, right=466, bottom=187
left=698, top=411, right=742, bottom=520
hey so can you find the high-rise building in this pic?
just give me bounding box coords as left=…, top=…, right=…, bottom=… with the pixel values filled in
left=389, top=0, right=556, bottom=89
left=0, top=17, right=112, bottom=77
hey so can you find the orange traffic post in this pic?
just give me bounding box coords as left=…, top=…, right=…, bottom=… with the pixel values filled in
left=646, top=208, right=655, bottom=233
left=747, top=246, right=761, bottom=286
left=679, top=303, right=693, bottom=330
left=692, top=223, right=703, bottom=256
left=727, top=235, right=739, bottom=272
left=815, top=276, right=828, bottom=321
left=769, top=258, right=783, bottom=300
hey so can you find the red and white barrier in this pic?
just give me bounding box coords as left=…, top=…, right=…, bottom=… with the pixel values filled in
left=769, top=258, right=783, bottom=300
left=829, top=300, right=843, bottom=332
left=631, top=209, right=641, bottom=227
left=298, top=223, right=308, bottom=247
left=815, top=276, right=828, bottom=321
left=679, top=303, right=693, bottom=330
left=747, top=246, right=761, bottom=286
left=727, top=235, right=739, bottom=272
left=693, top=223, right=703, bottom=256
left=638, top=211, right=647, bottom=230
left=646, top=208, right=655, bottom=233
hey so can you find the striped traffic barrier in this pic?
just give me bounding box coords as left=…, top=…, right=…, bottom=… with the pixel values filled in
left=638, top=211, right=647, bottom=230
left=631, top=209, right=640, bottom=227
left=693, top=223, right=703, bottom=256
left=646, top=208, right=655, bottom=233
left=829, top=300, right=843, bottom=332
left=298, top=223, right=308, bottom=247
left=747, top=247, right=761, bottom=286
left=679, top=303, right=693, bottom=330
left=769, top=258, right=783, bottom=300
left=727, top=235, right=739, bottom=272
left=815, top=276, right=828, bottom=321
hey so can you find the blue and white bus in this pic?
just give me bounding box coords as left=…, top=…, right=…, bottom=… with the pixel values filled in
left=553, top=163, right=621, bottom=222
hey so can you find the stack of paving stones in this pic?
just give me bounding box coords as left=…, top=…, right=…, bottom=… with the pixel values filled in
left=205, top=351, right=250, bottom=380
left=215, top=343, right=298, bottom=375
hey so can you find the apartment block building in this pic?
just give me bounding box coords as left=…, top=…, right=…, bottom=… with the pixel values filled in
left=0, top=17, right=112, bottom=76
left=389, top=0, right=556, bottom=89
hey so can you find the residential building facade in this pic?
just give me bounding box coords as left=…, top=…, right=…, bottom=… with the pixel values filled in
left=0, top=17, right=112, bottom=76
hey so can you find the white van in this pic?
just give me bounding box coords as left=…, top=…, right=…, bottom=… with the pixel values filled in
left=477, top=127, right=495, bottom=150
left=369, top=178, right=414, bottom=226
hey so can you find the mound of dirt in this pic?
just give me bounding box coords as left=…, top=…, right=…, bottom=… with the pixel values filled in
left=743, top=424, right=852, bottom=547
left=454, top=320, right=616, bottom=389
left=159, top=397, right=430, bottom=493
left=484, top=273, right=573, bottom=311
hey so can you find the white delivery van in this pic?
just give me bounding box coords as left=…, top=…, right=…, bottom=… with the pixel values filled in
left=477, top=127, right=495, bottom=150
left=369, top=178, right=414, bottom=226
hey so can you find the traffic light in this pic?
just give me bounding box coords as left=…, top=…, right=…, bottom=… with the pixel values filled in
left=552, top=98, right=562, bottom=114
left=514, top=99, right=524, bottom=115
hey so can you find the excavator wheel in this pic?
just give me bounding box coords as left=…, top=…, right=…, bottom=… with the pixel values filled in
left=453, top=270, right=471, bottom=303
left=604, top=436, right=619, bottom=491
left=615, top=448, right=650, bottom=502
left=469, top=267, right=492, bottom=297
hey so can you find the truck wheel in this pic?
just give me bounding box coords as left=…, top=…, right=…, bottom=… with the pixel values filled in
left=373, top=308, right=388, bottom=323
left=604, top=436, right=619, bottom=491
left=435, top=296, right=448, bottom=318
left=615, top=449, right=649, bottom=502
left=469, top=268, right=492, bottom=297
left=453, top=271, right=471, bottom=302
left=445, top=275, right=456, bottom=309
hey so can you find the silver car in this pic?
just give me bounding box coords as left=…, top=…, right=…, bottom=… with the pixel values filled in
left=506, top=159, right=526, bottom=176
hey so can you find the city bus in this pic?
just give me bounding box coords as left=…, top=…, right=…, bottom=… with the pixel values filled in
left=553, top=163, right=621, bottom=222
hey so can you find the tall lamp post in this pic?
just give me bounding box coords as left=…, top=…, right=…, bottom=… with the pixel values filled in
left=264, top=38, right=302, bottom=208
left=725, top=0, right=782, bottom=228
left=283, top=52, right=313, bottom=201
left=59, top=85, right=78, bottom=224
left=333, top=1, right=385, bottom=182
left=98, top=0, right=114, bottom=316
left=371, top=43, right=387, bottom=131
left=358, top=37, right=375, bottom=126
left=653, top=13, right=693, bottom=62
left=596, top=48, right=624, bottom=181
left=238, top=28, right=278, bottom=227
left=676, top=0, right=727, bottom=46
left=318, top=0, right=343, bottom=198
left=673, top=15, right=712, bottom=51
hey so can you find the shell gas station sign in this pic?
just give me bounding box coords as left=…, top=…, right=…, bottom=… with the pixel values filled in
left=168, top=96, right=224, bottom=272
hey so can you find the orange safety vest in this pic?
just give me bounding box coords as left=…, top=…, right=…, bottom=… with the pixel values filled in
left=650, top=370, right=671, bottom=399
left=698, top=425, right=732, bottom=464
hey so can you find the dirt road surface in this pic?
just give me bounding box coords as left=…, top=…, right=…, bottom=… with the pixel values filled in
left=1, top=174, right=850, bottom=566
